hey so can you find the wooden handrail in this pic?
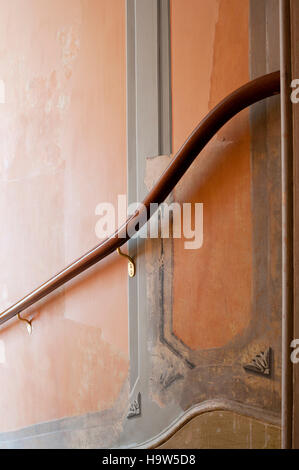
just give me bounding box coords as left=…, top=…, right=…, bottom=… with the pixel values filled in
left=0, top=71, right=280, bottom=327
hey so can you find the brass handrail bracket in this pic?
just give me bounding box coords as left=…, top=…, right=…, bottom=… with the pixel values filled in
left=117, top=248, right=136, bottom=278
left=18, top=313, right=32, bottom=335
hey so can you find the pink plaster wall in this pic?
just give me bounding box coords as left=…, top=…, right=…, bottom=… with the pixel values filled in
left=0, top=0, right=128, bottom=432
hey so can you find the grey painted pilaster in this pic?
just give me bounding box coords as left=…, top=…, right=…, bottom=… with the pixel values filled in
left=126, top=0, right=172, bottom=392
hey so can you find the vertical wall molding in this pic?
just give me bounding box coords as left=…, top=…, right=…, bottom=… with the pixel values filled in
left=249, top=0, right=282, bottom=445
left=279, top=0, right=294, bottom=449
left=126, top=0, right=172, bottom=393
left=290, top=0, right=299, bottom=449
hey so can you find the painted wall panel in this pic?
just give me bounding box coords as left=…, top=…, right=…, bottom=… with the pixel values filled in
left=124, top=0, right=281, bottom=449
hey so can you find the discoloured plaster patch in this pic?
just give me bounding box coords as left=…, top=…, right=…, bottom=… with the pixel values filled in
left=0, top=378, right=130, bottom=449
left=144, top=155, right=172, bottom=191
left=57, top=25, right=81, bottom=79
left=0, top=15, right=82, bottom=183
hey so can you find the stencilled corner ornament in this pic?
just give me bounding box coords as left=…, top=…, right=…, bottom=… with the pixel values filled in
left=243, top=347, right=272, bottom=376
left=127, top=392, right=141, bottom=419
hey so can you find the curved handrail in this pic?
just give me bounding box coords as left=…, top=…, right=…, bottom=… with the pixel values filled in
left=0, top=71, right=280, bottom=327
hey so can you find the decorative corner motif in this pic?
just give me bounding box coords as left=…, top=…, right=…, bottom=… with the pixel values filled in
left=127, top=392, right=141, bottom=419
left=243, top=347, right=272, bottom=376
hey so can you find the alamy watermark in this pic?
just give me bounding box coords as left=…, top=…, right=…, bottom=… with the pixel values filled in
left=289, top=80, right=299, bottom=364
left=290, top=339, right=299, bottom=364
left=95, top=195, right=203, bottom=250
left=291, top=78, right=299, bottom=104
